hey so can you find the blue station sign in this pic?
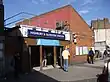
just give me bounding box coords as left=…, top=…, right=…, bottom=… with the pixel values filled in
left=28, top=30, right=65, bottom=40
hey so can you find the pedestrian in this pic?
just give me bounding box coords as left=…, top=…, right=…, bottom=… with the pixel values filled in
left=88, top=48, right=94, bottom=64
left=13, top=53, right=20, bottom=78
left=62, top=46, right=70, bottom=72
left=42, top=50, right=47, bottom=67
left=103, top=50, right=108, bottom=59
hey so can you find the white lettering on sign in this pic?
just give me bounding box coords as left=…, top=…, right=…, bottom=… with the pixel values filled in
left=30, top=31, right=43, bottom=35
left=57, top=35, right=64, bottom=38
left=45, top=33, right=56, bottom=37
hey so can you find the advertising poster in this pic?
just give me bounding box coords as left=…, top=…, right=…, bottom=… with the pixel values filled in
left=76, top=46, right=79, bottom=55
left=83, top=47, right=88, bottom=54
left=79, top=47, right=83, bottom=55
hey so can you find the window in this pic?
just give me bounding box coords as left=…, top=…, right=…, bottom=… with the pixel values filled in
left=56, top=21, right=64, bottom=30
left=76, top=46, right=89, bottom=55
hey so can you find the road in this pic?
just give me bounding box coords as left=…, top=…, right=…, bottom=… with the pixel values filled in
left=0, top=60, right=105, bottom=82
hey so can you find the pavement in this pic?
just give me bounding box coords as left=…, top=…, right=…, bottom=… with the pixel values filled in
left=0, top=59, right=105, bottom=82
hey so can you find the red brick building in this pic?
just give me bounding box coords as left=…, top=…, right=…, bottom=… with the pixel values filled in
left=91, top=18, right=110, bottom=29
left=16, top=5, right=93, bottom=64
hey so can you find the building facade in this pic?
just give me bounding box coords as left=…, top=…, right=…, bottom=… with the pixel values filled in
left=16, top=5, right=93, bottom=65
left=92, top=18, right=110, bottom=53
left=5, top=25, right=71, bottom=72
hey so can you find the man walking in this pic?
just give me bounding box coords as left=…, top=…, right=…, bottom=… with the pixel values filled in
left=88, top=48, right=94, bottom=64
left=62, top=47, right=70, bottom=72
left=14, top=53, right=20, bottom=78
left=42, top=50, right=47, bottom=67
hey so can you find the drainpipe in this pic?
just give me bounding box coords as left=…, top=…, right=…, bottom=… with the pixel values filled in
left=0, top=0, right=5, bottom=78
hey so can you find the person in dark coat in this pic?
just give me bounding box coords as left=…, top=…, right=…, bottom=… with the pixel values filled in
left=14, top=53, right=20, bottom=78
left=88, top=48, right=94, bottom=64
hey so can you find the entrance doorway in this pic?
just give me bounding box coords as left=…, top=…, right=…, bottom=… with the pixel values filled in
left=56, top=46, right=64, bottom=67
left=29, top=45, right=64, bottom=69
left=42, top=46, right=64, bottom=67
left=43, top=46, right=54, bottom=66
left=29, top=46, right=40, bottom=68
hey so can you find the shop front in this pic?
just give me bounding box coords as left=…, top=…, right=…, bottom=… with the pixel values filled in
left=28, top=39, right=64, bottom=69
left=24, top=28, right=70, bottom=70
left=5, top=25, right=70, bottom=73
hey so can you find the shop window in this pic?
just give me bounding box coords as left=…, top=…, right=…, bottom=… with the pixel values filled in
left=76, top=46, right=88, bottom=55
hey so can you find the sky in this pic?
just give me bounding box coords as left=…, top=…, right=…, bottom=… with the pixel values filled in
left=4, top=0, right=110, bottom=27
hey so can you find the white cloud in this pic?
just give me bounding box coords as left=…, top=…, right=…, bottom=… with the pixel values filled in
left=32, top=0, right=49, bottom=4
left=81, top=0, right=95, bottom=6
left=32, top=0, right=39, bottom=4
left=67, top=0, right=76, bottom=4
left=40, top=0, right=49, bottom=4
left=79, top=10, right=89, bottom=15
left=32, top=0, right=76, bottom=5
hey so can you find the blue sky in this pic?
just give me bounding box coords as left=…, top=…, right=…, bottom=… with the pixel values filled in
left=4, top=0, right=110, bottom=27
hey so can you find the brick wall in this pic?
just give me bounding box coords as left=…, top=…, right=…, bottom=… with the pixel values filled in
left=73, top=55, right=87, bottom=62
left=16, top=5, right=93, bottom=62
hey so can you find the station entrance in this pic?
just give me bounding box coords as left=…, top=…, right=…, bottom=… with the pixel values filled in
left=29, top=45, right=63, bottom=69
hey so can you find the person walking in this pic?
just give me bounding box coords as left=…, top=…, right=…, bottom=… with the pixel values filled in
left=103, top=50, right=108, bottom=59
left=62, top=46, right=70, bottom=72
left=42, top=50, right=47, bottom=67
left=88, top=48, right=94, bottom=64
left=13, top=53, right=20, bottom=78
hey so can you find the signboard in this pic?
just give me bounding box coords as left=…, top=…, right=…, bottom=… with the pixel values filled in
left=28, top=30, right=65, bottom=40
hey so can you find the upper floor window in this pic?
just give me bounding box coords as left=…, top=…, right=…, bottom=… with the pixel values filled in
left=56, top=20, right=70, bottom=32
